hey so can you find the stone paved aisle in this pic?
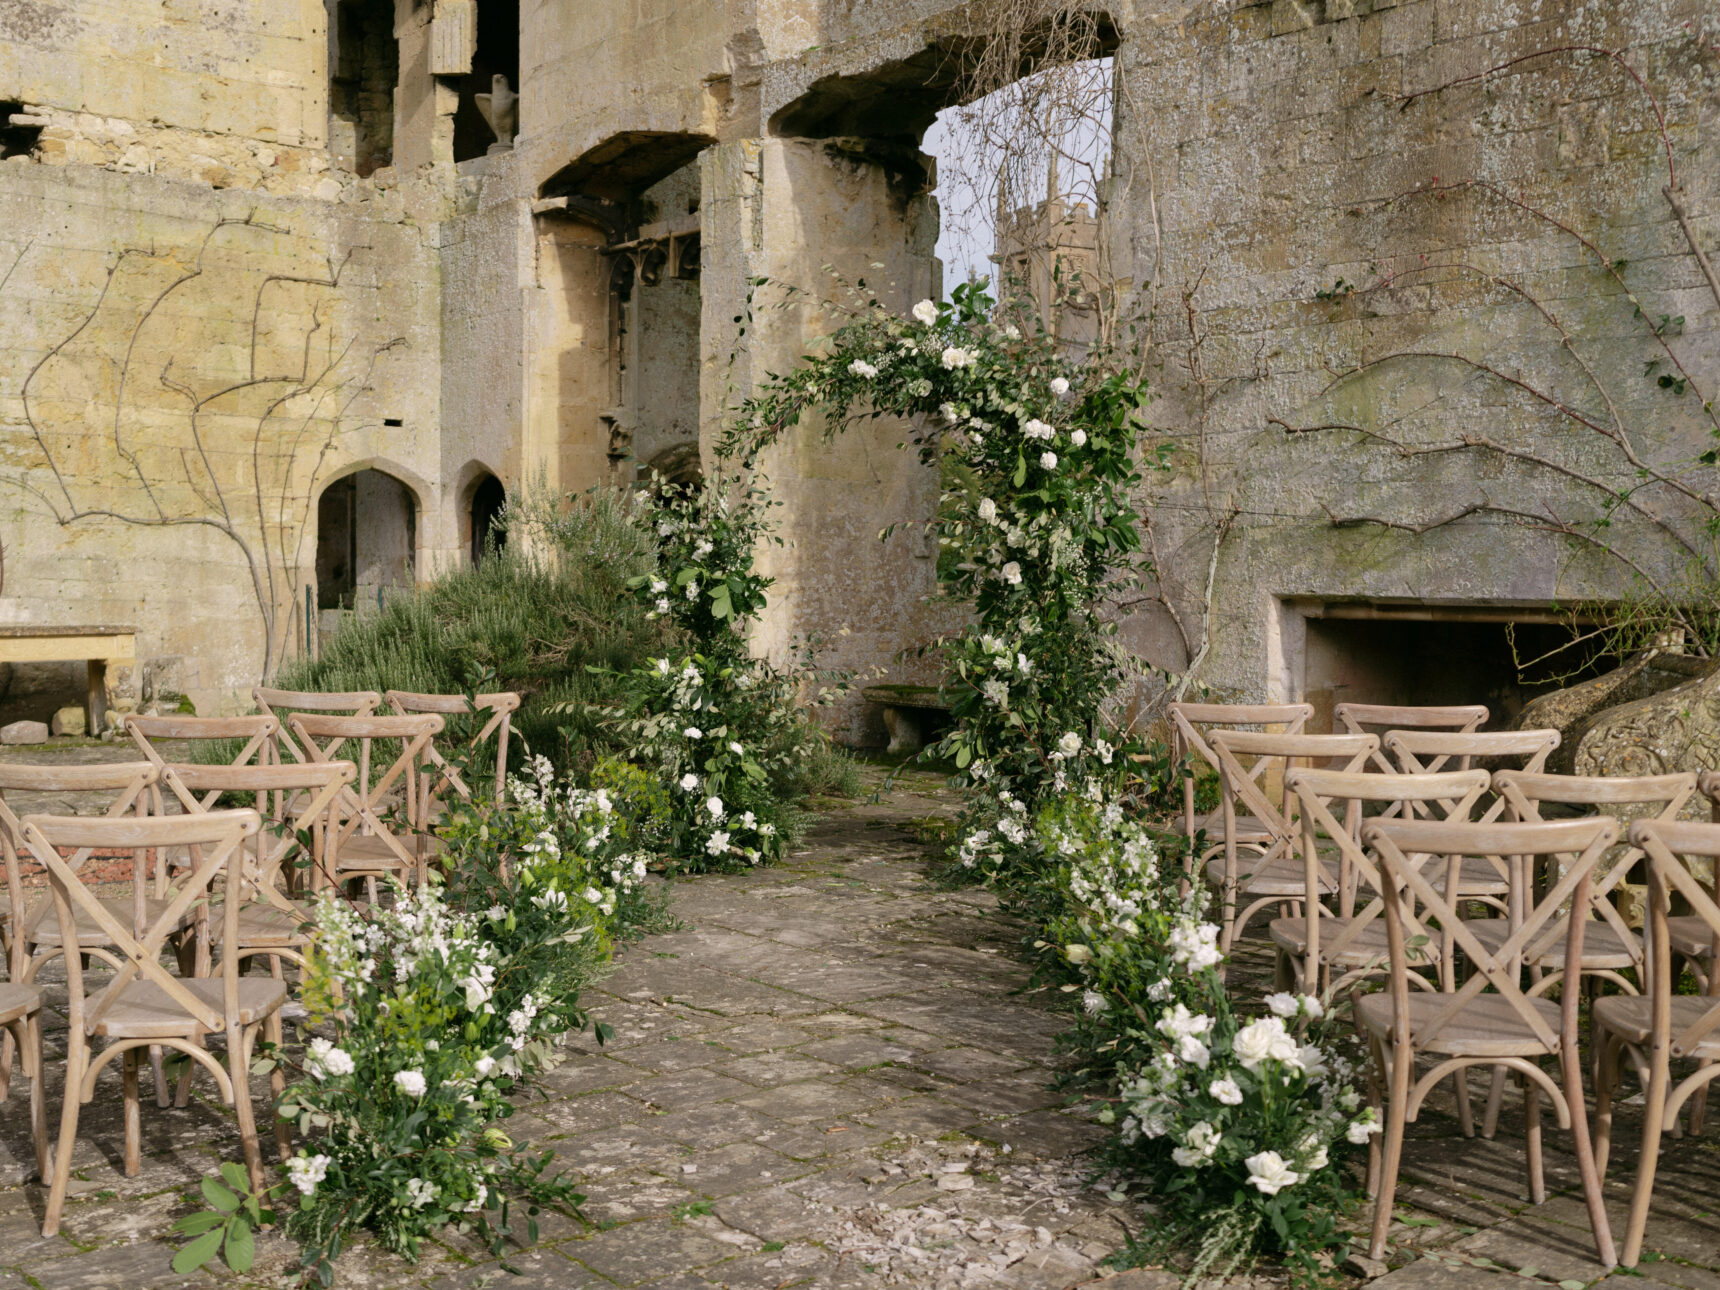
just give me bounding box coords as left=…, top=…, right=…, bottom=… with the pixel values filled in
left=0, top=765, right=1158, bottom=1290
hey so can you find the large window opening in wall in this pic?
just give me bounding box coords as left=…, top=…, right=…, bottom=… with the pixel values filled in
left=329, top=0, right=397, bottom=175
left=469, top=474, right=507, bottom=564
left=1294, top=603, right=1618, bottom=733
left=610, top=159, right=701, bottom=483
left=453, top=0, right=519, bottom=163
left=315, top=470, right=416, bottom=612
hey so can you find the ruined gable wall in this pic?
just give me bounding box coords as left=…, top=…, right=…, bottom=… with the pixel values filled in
left=1113, top=0, right=1720, bottom=705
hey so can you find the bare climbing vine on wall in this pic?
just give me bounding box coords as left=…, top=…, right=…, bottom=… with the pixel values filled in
left=3, top=215, right=404, bottom=678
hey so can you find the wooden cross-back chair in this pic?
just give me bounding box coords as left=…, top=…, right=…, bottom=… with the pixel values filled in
left=1274, top=767, right=1491, bottom=998
left=387, top=689, right=520, bottom=814
left=1597, top=819, right=1720, bottom=1267
left=124, top=714, right=280, bottom=867
left=289, top=712, right=443, bottom=898
left=1334, top=703, right=1489, bottom=784
left=1167, top=702, right=1313, bottom=864
left=1204, top=729, right=1376, bottom=958
left=1383, top=728, right=1561, bottom=914
left=23, top=810, right=288, bottom=1237
left=1360, top=816, right=1618, bottom=1268
left=252, top=686, right=380, bottom=767
left=1667, top=768, right=1720, bottom=989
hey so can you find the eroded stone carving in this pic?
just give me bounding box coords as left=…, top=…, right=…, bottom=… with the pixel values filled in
left=1572, top=657, right=1720, bottom=781
left=474, top=75, right=517, bottom=153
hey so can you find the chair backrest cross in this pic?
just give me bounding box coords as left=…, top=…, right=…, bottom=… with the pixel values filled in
left=124, top=714, right=277, bottom=812
left=1334, top=702, right=1489, bottom=782
left=386, top=689, right=520, bottom=811
left=288, top=712, right=443, bottom=886
left=252, top=687, right=381, bottom=766
left=1386, top=728, right=1560, bottom=823
left=1167, top=702, right=1313, bottom=855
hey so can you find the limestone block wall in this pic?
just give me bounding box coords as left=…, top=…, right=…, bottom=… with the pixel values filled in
left=0, top=160, right=442, bottom=715
left=1112, top=0, right=1720, bottom=707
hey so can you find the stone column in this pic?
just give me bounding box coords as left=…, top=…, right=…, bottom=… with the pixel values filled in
left=702, top=136, right=954, bottom=744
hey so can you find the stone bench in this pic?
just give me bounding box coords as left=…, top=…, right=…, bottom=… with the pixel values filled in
left=861, top=684, right=951, bottom=755
left=0, top=625, right=135, bottom=738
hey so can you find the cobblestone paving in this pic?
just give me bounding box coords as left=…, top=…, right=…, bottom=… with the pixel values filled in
left=4, top=749, right=1720, bottom=1289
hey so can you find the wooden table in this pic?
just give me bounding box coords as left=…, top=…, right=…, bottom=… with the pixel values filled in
left=0, top=625, right=136, bottom=734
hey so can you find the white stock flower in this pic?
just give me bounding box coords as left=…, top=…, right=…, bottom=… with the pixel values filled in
left=1050, top=377, right=1070, bottom=396
left=705, top=796, right=725, bottom=820
left=1039, top=451, right=1058, bottom=470
left=1070, top=429, right=1087, bottom=447
left=848, top=359, right=879, bottom=378
left=1000, top=561, right=1022, bottom=586
left=1209, top=1077, right=1244, bottom=1105
left=912, top=299, right=938, bottom=324
left=1169, top=921, right=1223, bottom=972
left=394, top=1069, right=427, bottom=1098
left=286, top=1153, right=331, bottom=1196
left=1244, top=1151, right=1301, bottom=1196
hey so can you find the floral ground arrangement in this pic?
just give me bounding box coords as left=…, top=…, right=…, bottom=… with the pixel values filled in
left=157, top=284, right=1374, bottom=1286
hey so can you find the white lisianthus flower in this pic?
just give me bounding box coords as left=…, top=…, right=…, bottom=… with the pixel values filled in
left=705, top=831, right=731, bottom=856
left=286, top=1153, right=331, bottom=1196
left=728, top=740, right=744, bottom=755
left=1233, top=1017, right=1299, bottom=1071
left=650, top=579, right=668, bottom=594
left=706, top=796, right=725, bottom=820
left=1156, top=1003, right=1214, bottom=1042
left=1050, top=376, right=1070, bottom=396
left=655, top=658, right=672, bottom=675
left=1039, top=451, right=1058, bottom=470
left=977, top=497, right=997, bottom=523
left=1296, top=1045, right=1328, bottom=1080
left=1210, top=1077, right=1244, bottom=1105
left=1178, top=1035, right=1212, bottom=1069
left=679, top=773, right=700, bottom=791
left=912, top=299, right=938, bottom=324
left=940, top=346, right=975, bottom=370
left=683, top=726, right=703, bottom=740
left=1300, top=994, right=1324, bottom=1019
left=1000, top=561, right=1022, bottom=585
left=394, top=1069, right=427, bottom=1097
left=1266, top=992, right=1300, bottom=1018
left=1245, top=1151, right=1301, bottom=1196
left=1347, top=1116, right=1382, bottom=1144
left=1070, top=429, right=1087, bottom=447
left=848, top=358, right=878, bottom=378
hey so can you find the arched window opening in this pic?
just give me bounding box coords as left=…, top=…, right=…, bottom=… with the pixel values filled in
left=329, top=0, right=397, bottom=176
left=316, top=470, right=416, bottom=611
left=453, top=0, right=519, bottom=163
left=469, top=474, right=507, bottom=564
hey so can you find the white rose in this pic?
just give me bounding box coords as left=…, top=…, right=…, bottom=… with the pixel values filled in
left=394, top=1069, right=427, bottom=1098
left=1056, top=731, right=1082, bottom=757
left=705, top=796, right=725, bottom=820
left=912, top=299, right=938, bottom=324
left=1172, top=1120, right=1221, bottom=1166
left=1233, top=1017, right=1289, bottom=1071
left=977, top=497, right=997, bottom=523
left=679, top=773, right=700, bottom=791
left=1050, top=377, right=1070, bottom=396
left=1209, top=1077, right=1243, bottom=1105
left=1266, top=993, right=1300, bottom=1018
left=940, top=346, right=974, bottom=370
left=1070, top=429, right=1086, bottom=447
left=1000, top=561, right=1022, bottom=585
left=1244, top=1150, right=1301, bottom=1196
left=1040, top=451, right=1058, bottom=470
left=1178, top=1036, right=1211, bottom=1069
left=1064, top=943, right=1093, bottom=965
left=1022, top=418, right=1054, bottom=441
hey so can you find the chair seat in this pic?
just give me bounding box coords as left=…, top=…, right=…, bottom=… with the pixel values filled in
left=1269, top=916, right=1425, bottom=967
left=1594, top=995, right=1720, bottom=1058
left=211, top=901, right=314, bottom=946
left=1422, top=858, right=1511, bottom=899
left=1667, top=915, right=1718, bottom=961
left=24, top=896, right=190, bottom=948
left=1462, top=917, right=1642, bottom=971
left=1193, top=810, right=1272, bottom=845
left=91, top=977, right=288, bottom=1039
left=335, top=833, right=438, bottom=871
left=0, top=982, right=41, bottom=1026
left=1204, top=853, right=1335, bottom=898
left=1356, top=990, right=1563, bottom=1057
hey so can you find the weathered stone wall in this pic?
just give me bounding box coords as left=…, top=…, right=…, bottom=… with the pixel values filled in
left=1110, top=0, right=1720, bottom=712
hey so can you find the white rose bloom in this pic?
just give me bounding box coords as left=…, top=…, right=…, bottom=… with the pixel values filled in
left=1171, top=1120, right=1221, bottom=1167
left=1233, top=1017, right=1298, bottom=1071
left=683, top=726, right=703, bottom=740
left=1209, top=1077, right=1244, bottom=1105
left=1178, top=1036, right=1212, bottom=1069
left=848, top=359, right=879, bottom=378
left=706, top=795, right=725, bottom=820
left=1050, top=376, right=1070, bottom=396
left=1056, top=731, right=1082, bottom=757
left=1070, top=429, right=1087, bottom=447
left=1039, top=451, right=1058, bottom=470
left=1266, top=992, right=1300, bottom=1018
left=1244, top=1150, right=1301, bottom=1196
left=394, top=1069, right=427, bottom=1098
left=940, top=346, right=974, bottom=370
left=912, top=299, right=938, bottom=324
left=286, top=1153, right=331, bottom=1196
left=977, top=497, right=997, bottom=523
left=1300, top=994, right=1324, bottom=1019
left=1000, top=561, right=1022, bottom=585
left=679, top=773, right=700, bottom=791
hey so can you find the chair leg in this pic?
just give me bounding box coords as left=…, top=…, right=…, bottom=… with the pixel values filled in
left=1525, top=1074, right=1545, bottom=1205
left=266, top=1010, right=290, bottom=1163
left=151, top=1044, right=169, bottom=1109
left=122, top=1047, right=142, bottom=1177
left=27, top=1018, right=49, bottom=1183
left=228, top=1024, right=265, bottom=1193
left=42, top=1036, right=85, bottom=1236
left=1483, top=1065, right=1507, bottom=1139
left=1564, top=1024, right=1618, bottom=1268
left=1621, top=1038, right=1672, bottom=1266
left=1595, top=1033, right=1619, bottom=1178
left=1369, top=1039, right=1412, bottom=1261
left=0, top=1026, right=13, bottom=1100
left=1454, top=1065, right=1475, bottom=1138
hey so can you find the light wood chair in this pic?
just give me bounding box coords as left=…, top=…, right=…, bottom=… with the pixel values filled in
left=387, top=689, right=520, bottom=814
left=1596, top=819, right=1720, bottom=1266
left=252, top=686, right=381, bottom=767
left=289, top=712, right=443, bottom=898
left=0, top=809, right=48, bottom=1183
left=1334, top=703, right=1488, bottom=784
left=1360, top=816, right=1618, bottom=1267
left=1204, top=730, right=1376, bottom=957
left=23, top=810, right=286, bottom=1236
left=1383, top=728, right=1561, bottom=913
left=1167, top=702, right=1313, bottom=864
